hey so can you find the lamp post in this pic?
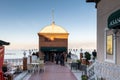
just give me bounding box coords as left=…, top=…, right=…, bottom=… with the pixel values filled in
left=80, top=48, right=83, bottom=53
left=23, top=50, right=26, bottom=57
left=73, top=49, right=78, bottom=55
left=68, top=49, right=72, bottom=53
left=23, top=50, right=27, bottom=70
left=29, top=49, right=32, bottom=63
left=80, top=48, right=83, bottom=61
left=29, top=49, right=31, bottom=55
left=73, top=49, right=78, bottom=60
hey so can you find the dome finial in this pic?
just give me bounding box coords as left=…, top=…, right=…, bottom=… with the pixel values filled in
left=52, top=9, right=55, bottom=24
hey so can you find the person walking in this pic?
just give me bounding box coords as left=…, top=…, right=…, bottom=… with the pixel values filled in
left=55, top=53, right=59, bottom=64
left=60, top=53, right=65, bottom=66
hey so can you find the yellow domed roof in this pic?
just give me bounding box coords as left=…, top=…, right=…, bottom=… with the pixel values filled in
left=40, top=22, right=68, bottom=33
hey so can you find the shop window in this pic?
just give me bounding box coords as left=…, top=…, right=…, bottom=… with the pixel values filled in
left=106, top=35, right=113, bottom=55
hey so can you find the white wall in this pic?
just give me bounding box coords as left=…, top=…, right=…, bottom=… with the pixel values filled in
left=97, top=0, right=120, bottom=64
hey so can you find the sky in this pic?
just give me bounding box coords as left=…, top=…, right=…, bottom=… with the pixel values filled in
left=0, top=0, right=96, bottom=50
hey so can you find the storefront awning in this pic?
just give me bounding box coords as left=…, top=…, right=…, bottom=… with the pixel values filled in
left=108, top=9, right=120, bottom=29
left=40, top=47, right=67, bottom=52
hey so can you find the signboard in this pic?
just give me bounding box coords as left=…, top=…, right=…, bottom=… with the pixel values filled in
left=108, top=9, right=120, bottom=29
left=40, top=47, right=67, bottom=52
left=0, top=46, right=4, bottom=72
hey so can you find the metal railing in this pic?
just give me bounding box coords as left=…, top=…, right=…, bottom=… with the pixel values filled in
left=87, top=61, right=96, bottom=80
left=95, top=61, right=120, bottom=80
left=4, top=58, right=23, bottom=67
left=87, top=61, right=120, bottom=80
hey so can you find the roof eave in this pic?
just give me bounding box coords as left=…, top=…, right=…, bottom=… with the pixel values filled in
left=86, top=0, right=95, bottom=2
left=86, top=0, right=101, bottom=8
left=0, top=40, right=10, bottom=46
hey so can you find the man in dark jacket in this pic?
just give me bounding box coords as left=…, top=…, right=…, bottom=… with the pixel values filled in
left=92, top=49, right=97, bottom=60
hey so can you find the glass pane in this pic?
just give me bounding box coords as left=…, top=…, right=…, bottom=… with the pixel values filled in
left=107, top=35, right=113, bottom=55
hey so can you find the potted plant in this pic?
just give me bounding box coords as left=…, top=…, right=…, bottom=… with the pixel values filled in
left=76, top=59, right=81, bottom=63
left=2, top=63, right=8, bottom=73
left=84, top=52, right=91, bottom=65
left=81, top=75, right=88, bottom=80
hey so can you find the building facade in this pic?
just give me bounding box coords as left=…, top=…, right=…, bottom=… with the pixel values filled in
left=87, top=0, right=120, bottom=80
left=38, top=22, right=69, bottom=62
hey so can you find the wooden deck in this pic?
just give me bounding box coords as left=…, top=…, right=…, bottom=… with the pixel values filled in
left=28, top=62, right=77, bottom=80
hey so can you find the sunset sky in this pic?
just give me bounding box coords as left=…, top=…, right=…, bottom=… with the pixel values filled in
left=0, top=0, right=96, bottom=50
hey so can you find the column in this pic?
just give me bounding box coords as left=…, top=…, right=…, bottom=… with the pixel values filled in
left=113, top=33, right=117, bottom=64
left=80, top=48, right=83, bottom=62
left=23, top=51, right=27, bottom=71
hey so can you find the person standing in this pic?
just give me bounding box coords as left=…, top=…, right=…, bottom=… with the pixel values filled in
left=92, top=49, right=97, bottom=60
left=55, top=53, right=59, bottom=64
left=60, top=53, right=65, bottom=66
left=54, top=53, right=56, bottom=63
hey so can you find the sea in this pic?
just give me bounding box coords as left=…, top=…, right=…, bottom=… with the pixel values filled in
left=4, top=50, right=31, bottom=59
left=4, top=49, right=95, bottom=59
left=4, top=49, right=95, bottom=67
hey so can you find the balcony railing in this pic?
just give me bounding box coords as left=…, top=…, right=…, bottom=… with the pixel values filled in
left=87, top=61, right=96, bottom=80
left=4, top=58, right=23, bottom=67
left=87, top=60, right=120, bottom=80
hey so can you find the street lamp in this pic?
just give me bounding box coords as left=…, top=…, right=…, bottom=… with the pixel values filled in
left=80, top=48, right=83, bottom=53
left=80, top=48, right=83, bottom=60
left=69, top=49, right=72, bottom=52
left=73, top=49, right=78, bottom=55
left=23, top=50, right=26, bottom=57
left=29, top=49, right=31, bottom=55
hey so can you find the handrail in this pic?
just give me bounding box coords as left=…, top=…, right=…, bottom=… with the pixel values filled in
left=87, top=60, right=120, bottom=80
left=87, top=61, right=96, bottom=80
